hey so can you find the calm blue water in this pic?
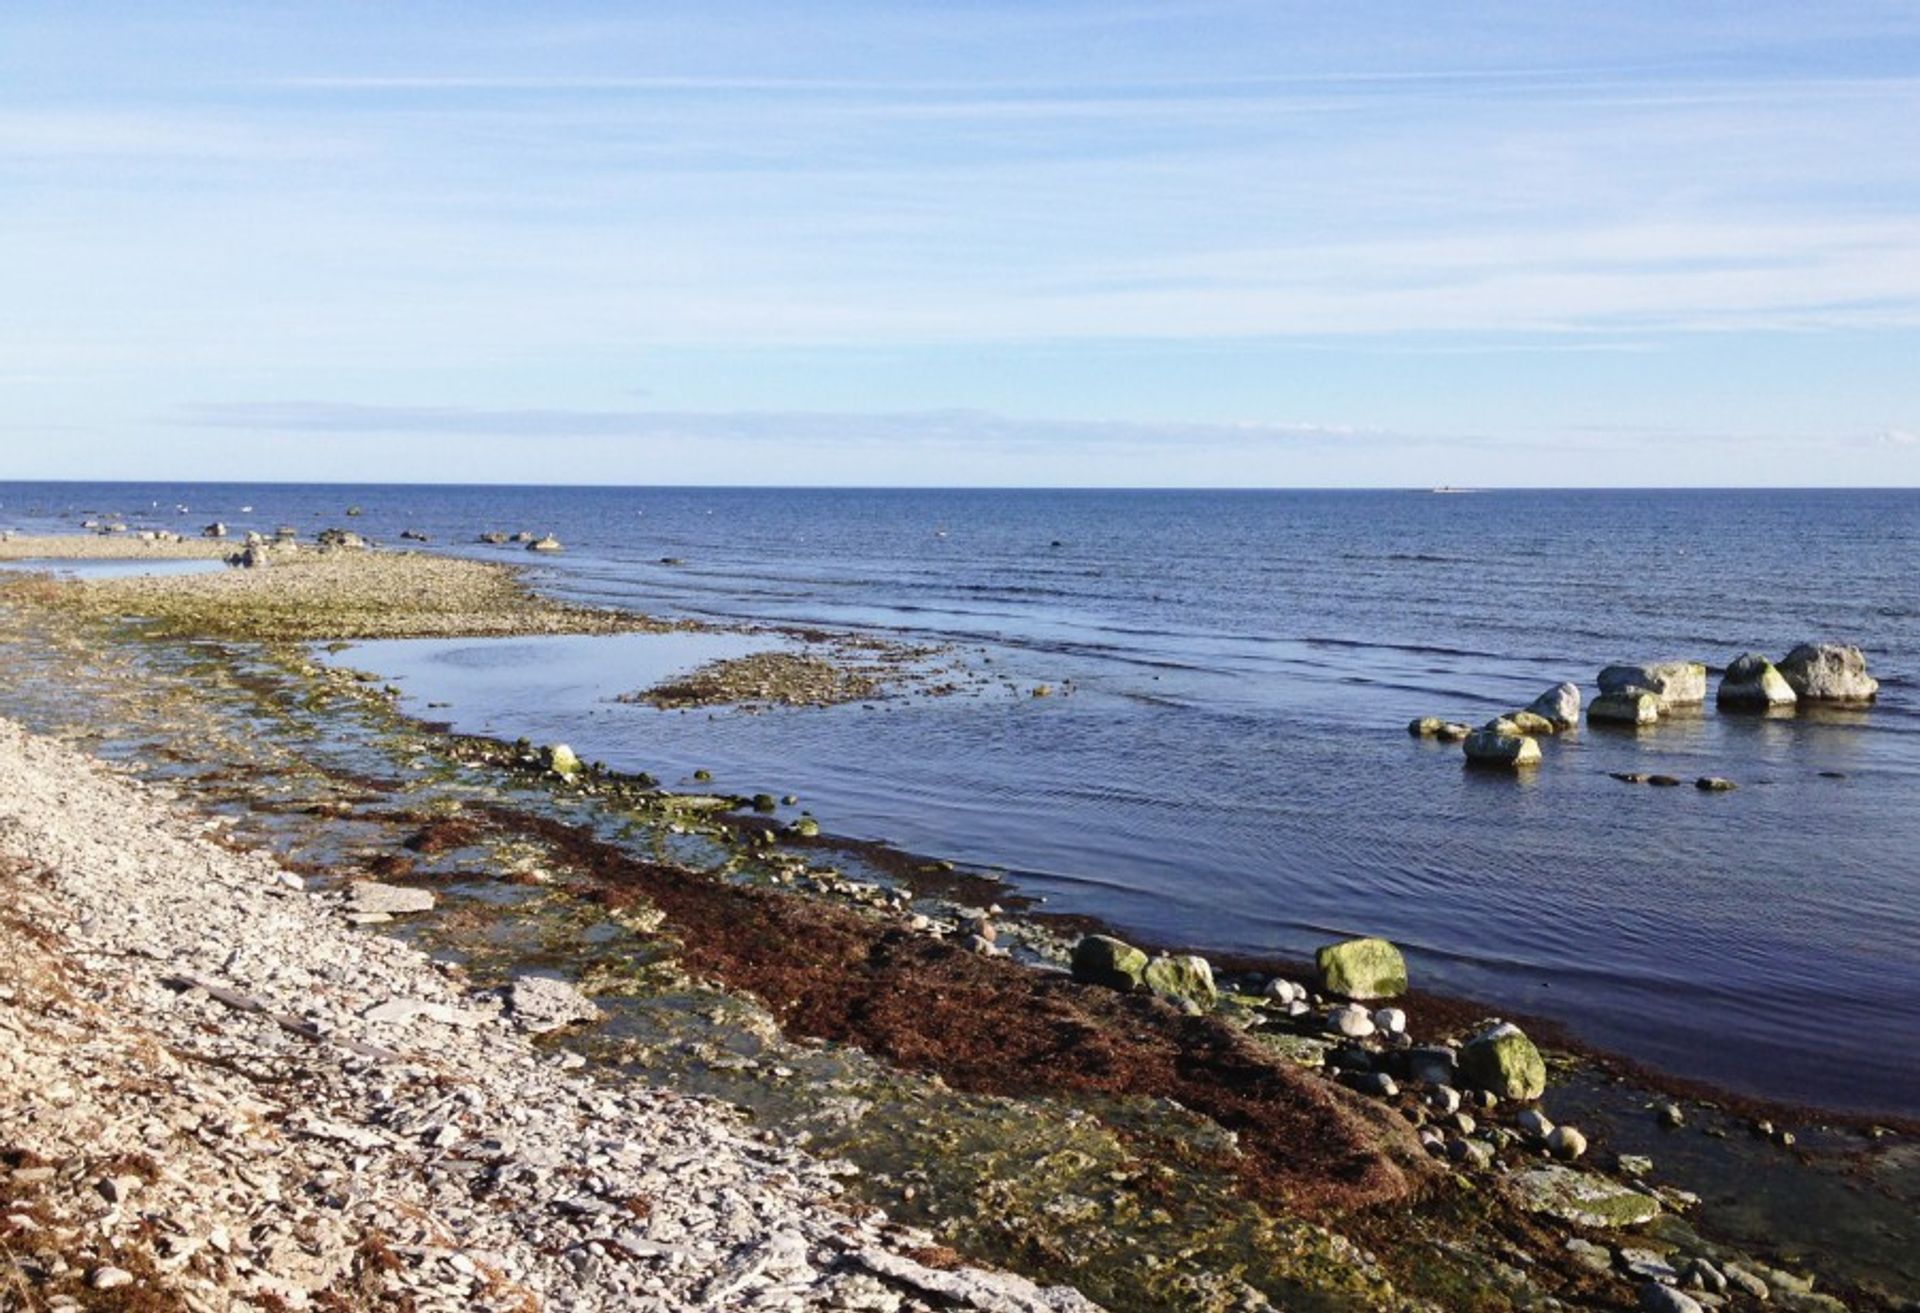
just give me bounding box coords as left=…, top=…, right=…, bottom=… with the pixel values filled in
left=5, top=481, right=1918, bottom=1116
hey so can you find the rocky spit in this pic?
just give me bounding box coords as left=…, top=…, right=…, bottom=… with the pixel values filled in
left=0, top=718, right=1098, bottom=1313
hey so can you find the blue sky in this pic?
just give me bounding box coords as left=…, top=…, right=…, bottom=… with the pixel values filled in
left=2, top=1, right=1917, bottom=486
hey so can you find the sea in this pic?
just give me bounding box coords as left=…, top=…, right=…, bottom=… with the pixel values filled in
left=4, top=482, right=1917, bottom=1118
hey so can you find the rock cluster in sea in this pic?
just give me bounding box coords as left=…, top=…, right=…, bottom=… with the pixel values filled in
left=1408, top=642, right=1881, bottom=774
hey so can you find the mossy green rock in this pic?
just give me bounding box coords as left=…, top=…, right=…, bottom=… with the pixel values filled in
left=1509, top=1164, right=1661, bottom=1228
left=1071, top=934, right=1150, bottom=993
left=544, top=743, right=583, bottom=776
left=1461, top=1021, right=1547, bottom=1100
left=1141, top=953, right=1219, bottom=1009
left=1504, top=710, right=1558, bottom=735
left=1315, top=937, right=1408, bottom=1000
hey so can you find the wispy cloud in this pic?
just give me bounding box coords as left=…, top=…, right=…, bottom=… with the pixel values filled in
left=172, top=401, right=1423, bottom=452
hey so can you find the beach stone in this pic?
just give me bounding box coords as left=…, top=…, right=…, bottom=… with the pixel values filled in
left=1516, top=1108, right=1555, bottom=1140
left=1346, top=1071, right=1398, bottom=1099
left=1327, top=1003, right=1376, bottom=1038
left=1590, top=689, right=1662, bottom=726
left=1695, top=776, right=1736, bottom=792
left=507, top=975, right=603, bottom=1034
left=1409, top=716, right=1450, bottom=736
left=1718, top=653, right=1797, bottom=709
left=1448, top=1137, right=1495, bottom=1169
left=1261, top=977, right=1302, bottom=1005
left=346, top=882, right=437, bottom=916
left=1405, top=1046, right=1458, bottom=1086
left=1460, top=1021, right=1547, bottom=1100
left=1505, top=711, right=1558, bottom=736
left=527, top=535, right=564, bottom=552
left=316, top=527, right=368, bottom=549
left=1600, top=662, right=1708, bottom=707
left=201, top=521, right=227, bottom=539
left=1070, top=935, right=1149, bottom=993
left=1639, top=1281, right=1703, bottom=1313
left=1778, top=643, right=1879, bottom=702
left=1510, top=1164, right=1662, bottom=1228
left=1463, top=727, right=1542, bottom=767
left=1721, top=1264, right=1770, bottom=1300
left=1141, top=954, right=1218, bottom=1009
left=1428, top=1085, right=1462, bottom=1115
left=1316, top=936, right=1408, bottom=1000
left=1370, top=1006, right=1406, bottom=1036
left=542, top=743, right=583, bottom=776
left=1526, top=682, right=1582, bottom=730
left=1546, top=1125, right=1589, bottom=1160
left=90, top=1267, right=135, bottom=1291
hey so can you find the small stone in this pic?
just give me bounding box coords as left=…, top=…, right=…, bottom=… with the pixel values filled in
left=1695, top=776, right=1736, bottom=792
left=1370, top=1006, right=1407, bottom=1035
left=1721, top=1264, right=1769, bottom=1300
left=1546, top=1125, right=1589, bottom=1160
left=1639, top=1281, right=1703, bottom=1313
left=1657, top=1102, right=1685, bottom=1129
left=91, top=1268, right=135, bottom=1291
left=1428, top=1086, right=1462, bottom=1115
left=1262, top=977, right=1301, bottom=1005
left=1346, top=1071, right=1398, bottom=1099
left=1516, top=1109, right=1555, bottom=1140
left=1327, top=1003, right=1376, bottom=1038
left=346, top=881, right=436, bottom=916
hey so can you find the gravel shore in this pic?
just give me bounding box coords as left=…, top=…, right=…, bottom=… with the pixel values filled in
left=0, top=717, right=1098, bottom=1312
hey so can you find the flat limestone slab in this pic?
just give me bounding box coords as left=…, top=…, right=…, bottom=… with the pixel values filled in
left=1509, top=1164, right=1661, bottom=1229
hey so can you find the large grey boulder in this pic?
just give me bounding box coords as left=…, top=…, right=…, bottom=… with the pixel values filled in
left=1717, top=653, right=1797, bottom=709
left=1525, top=682, right=1582, bottom=730
left=1598, top=661, right=1707, bottom=708
left=1778, top=643, right=1879, bottom=702
left=1463, top=727, right=1541, bottom=767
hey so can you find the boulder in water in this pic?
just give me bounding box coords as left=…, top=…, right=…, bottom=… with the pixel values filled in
left=1463, top=727, right=1541, bottom=767
left=1525, top=682, right=1582, bottom=730
left=527, top=534, right=564, bottom=553
left=1504, top=710, right=1558, bottom=735
left=1315, top=936, right=1407, bottom=1000
left=1717, top=653, right=1797, bottom=709
left=1589, top=689, right=1661, bottom=726
left=1598, top=661, right=1707, bottom=707
left=1778, top=643, right=1878, bottom=702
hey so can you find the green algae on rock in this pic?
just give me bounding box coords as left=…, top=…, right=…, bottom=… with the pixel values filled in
left=1461, top=1021, right=1548, bottom=1101
left=1072, top=934, right=1150, bottom=992
left=1509, top=1163, right=1662, bottom=1228
left=1316, top=937, right=1407, bottom=1000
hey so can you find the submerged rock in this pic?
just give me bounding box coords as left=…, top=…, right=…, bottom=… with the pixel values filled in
left=1460, top=1021, right=1547, bottom=1100
left=1141, top=953, right=1218, bottom=1009
left=1462, top=727, right=1541, bottom=767
left=1070, top=934, right=1149, bottom=993
left=527, top=535, right=564, bottom=553
left=1718, top=653, right=1797, bottom=709
left=1509, top=1163, right=1662, bottom=1228
left=1525, top=682, right=1582, bottom=730
left=1778, top=642, right=1879, bottom=702
left=1589, top=689, right=1661, bottom=726
left=1315, top=936, right=1407, bottom=1000
left=506, top=975, right=604, bottom=1033
left=1599, top=661, right=1708, bottom=708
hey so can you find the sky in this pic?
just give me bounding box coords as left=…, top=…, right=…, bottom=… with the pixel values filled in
left=2, top=1, right=1918, bottom=487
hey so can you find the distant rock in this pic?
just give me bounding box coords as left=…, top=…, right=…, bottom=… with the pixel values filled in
left=527, top=535, right=564, bottom=553
left=228, top=544, right=270, bottom=569
left=477, top=531, right=509, bottom=544
left=1717, top=653, right=1797, bottom=709
left=1070, top=934, right=1149, bottom=993
left=1778, top=642, right=1879, bottom=702
left=1463, top=727, right=1542, bottom=767
left=1696, top=776, right=1736, bottom=792
left=1316, top=936, right=1407, bottom=1000
left=1525, top=682, right=1582, bottom=730
left=1460, top=1021, right=1546, bottom=1100
left=202, top=521, right=228, bottom=539
left=1589, top=689, right=1661, bottom=726
left=316, top=528, right=368, bottom=550
left=1598, top=661, right=1707, bottom=707
left=542, top=743, right=583, bottom=776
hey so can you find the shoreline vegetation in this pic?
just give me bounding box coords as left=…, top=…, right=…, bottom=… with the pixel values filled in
left=1, top=532, right=1914, bottom=1311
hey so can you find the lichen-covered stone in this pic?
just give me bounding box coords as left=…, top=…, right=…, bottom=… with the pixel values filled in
left=1525, top=682, right=1582, bottom=730
left=1460, top=1021, right=1547, bottom=1100
left=1510, top=1164, right=1661, bottom=1228
left=1071, top=934, right=1149, bottom=993
left=543, top=743, right=583, bottom=776
left=1504, top=710, right=1558, bottom=735
left=1599, top=661, right=1707, bottom=707
left=1315, top=937, right=1407, bottom=1000
left=1463, top=728, right=1542, bottom=767
left=1589, top=690, right=1661, bottom=726
left=1142, top=953, right=1219, bottom=1009
left=1778, top=643, right=1879, bottom=702
left=1718, top=653, right=1797, bottom=709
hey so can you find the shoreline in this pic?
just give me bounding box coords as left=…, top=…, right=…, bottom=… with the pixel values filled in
left=0, top=529, right=1912, bottom=1305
